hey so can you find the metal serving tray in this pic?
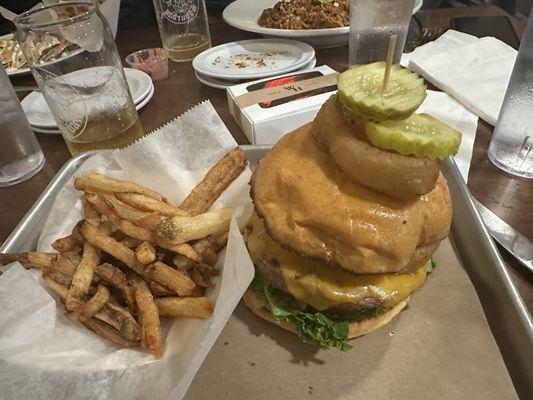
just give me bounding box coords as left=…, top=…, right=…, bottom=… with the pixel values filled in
left=1, top=147, right=532, bottom=399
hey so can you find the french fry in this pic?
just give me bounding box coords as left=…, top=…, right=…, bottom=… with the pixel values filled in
left=85, top=193, right=155, bottom=242
left=189, top=285, right=207, bottom=298
left=211, top=230, right=229, bottom=251
left=75, top=314, right=139, bottom=348
left=191, top=238, right=218, bottom=266
left=95, top=263, right=136, bottom=311
left=66, top=242, right=100, bottom=312
left=75, top=172, right=165, bottom=202
left=188, top=231, right=228, bottom=266
left=0, top=252, right=56, bottom=269
left=53, top=253, right=81, bottom=276
left=143, top=261, right=196, bottom=296
left=83, top=197, right=100, bottom=220
left=155, top=297, right=213, bottom=318
left=115, top=193, right=188, bottom=217
left=110, top=230, right=127, bottom=242
left=51, top=221, right=84, bottom=253
left=136, top=212, right=166, bottom=230
left=189, top=263, right=219, bottom=288
left=155, top=238, right=201, bottom=262
left=81, top=219, right=147, bottom=274
left=103, top=194, right=150, bottom=221
left=44, top=266, right=140, bottom=343
left=79, top=284, right=110, bottom=321
left=136, top=242, right=156, bottom=265
left=148, top=281, right=175, bottom=297
left=42, top=274, right=69, bottom=299
left=97, top=302, right=140, bottom=342
left=131, top=274, right=163, bottom=358
left=156, top=208, right=233, bottom=244
left=172, top=254, right=195, bottom=270
left=178, top=147, right=245, bottom=215
left=120, top=237, right=143, bottom=248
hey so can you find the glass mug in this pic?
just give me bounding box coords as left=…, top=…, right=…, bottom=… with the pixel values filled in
left=14, top=2, right=144, bottom=155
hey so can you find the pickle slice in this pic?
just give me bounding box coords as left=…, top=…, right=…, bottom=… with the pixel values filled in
left=365, top=113, right=462, bottom=159
left=338, top=62, right=426, bottom=121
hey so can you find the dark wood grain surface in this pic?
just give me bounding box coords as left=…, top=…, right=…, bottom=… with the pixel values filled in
left=1, top=5, right=531, bottom=311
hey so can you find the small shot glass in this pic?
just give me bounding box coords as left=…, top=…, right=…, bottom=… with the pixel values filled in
left=125, top=48, right=169, bottom=82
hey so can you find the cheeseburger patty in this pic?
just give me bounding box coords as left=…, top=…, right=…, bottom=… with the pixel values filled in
left=254, top=257, right=385, bottom=317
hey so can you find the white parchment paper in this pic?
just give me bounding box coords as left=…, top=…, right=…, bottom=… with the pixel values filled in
left=0, top=101, right=255, bottom=400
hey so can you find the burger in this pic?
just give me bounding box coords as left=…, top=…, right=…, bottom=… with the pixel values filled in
left=243, top=63, right=461, bottom=350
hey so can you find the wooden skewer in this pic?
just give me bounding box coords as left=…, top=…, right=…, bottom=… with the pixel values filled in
left=382, top=33, right=398, bottom=95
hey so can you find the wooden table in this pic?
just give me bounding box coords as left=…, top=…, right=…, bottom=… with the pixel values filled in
left=1, top=5, right=531, bottom=312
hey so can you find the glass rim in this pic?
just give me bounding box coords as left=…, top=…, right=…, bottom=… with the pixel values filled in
left=14, top=1, right=97, bottom=30
left=125, top=48, right=168, bottom=64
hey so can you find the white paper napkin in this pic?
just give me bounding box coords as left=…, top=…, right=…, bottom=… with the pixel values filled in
left=0, top=101, right=255, bottom=400
left=401, top=29, right=479, bottom=67
left=402, top=30, right=517, bottom=126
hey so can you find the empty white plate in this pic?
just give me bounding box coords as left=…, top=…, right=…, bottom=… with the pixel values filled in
left=222, top=0, right=423, bottom=49
left=196, top=57, right=317, bottom=89
left=192, top=38, right=314, bottom=81
left=21, top=68, right=153, bottom=129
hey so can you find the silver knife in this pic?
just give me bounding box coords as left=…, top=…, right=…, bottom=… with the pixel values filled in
left=474, top=199, right=533, bottom=274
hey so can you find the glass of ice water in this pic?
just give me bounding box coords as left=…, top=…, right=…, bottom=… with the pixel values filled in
left=488, top=12, right=533, bottom=179
left=14, top=2, right=144, bottom=156
left=0, top=65, right=44, bottom=187
left=349, top=0, right=415, bottom=65
left=152, top=0, right=211, bottom=62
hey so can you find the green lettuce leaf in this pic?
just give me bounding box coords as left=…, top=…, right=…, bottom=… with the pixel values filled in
left=426, top=258, right=437, bottom=275
left=250, top=270, right=352, bottom=351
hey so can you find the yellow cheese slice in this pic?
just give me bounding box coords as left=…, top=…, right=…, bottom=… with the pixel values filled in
left=246, top=212, right=427, bottom=311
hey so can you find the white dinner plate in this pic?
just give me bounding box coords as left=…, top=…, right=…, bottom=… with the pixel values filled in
left=124, top=68, right=153, bottom=104
left=1, top=33, right=86, bottom=77
left=222, top=0, right=423, bottom=49
left=192, top=38, right=315, bottom=81
left=1, top=33, right=31, bottom=77
left=21, top=68, right=153, bottom=128
left=135, top=82, right=154, bottom=111
left=195, top=56, right=317, bottom=89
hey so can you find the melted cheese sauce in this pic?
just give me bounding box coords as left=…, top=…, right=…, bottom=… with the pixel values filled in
left=247, top=212, right=427, bottom=311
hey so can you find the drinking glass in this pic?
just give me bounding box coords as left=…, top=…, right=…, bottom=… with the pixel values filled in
left=349, top=0, right=415, bottom=65
left=14, top=2, right=144, bottom=156
left=488, top=11, right=533, bottom=179
left=152, top=0, right=211, bottom=62
left=125, top=48, right=169, bottom=82
left=0, top=65, right=45, bottom=187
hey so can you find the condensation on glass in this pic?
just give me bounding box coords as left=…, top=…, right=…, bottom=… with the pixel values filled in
left=14, top=2, right=144, bottom=155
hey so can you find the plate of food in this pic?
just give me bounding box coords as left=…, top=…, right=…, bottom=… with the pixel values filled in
left=0, top=68, right=529, bottom=399
left=223, top=0, right=423, bottom=48
left=0, top=32, right=81, bottom=77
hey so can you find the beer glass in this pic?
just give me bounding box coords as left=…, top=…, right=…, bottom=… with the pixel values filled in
left=152, top=0, right=211, bottom=62
left=14, top=2, right=144, bottom=155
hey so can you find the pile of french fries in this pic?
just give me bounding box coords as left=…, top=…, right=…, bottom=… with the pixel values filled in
left=0, top=148, right=245, bottom=358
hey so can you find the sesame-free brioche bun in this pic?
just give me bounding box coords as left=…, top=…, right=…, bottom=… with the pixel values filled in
left=250, top=124, right=452, bottom=275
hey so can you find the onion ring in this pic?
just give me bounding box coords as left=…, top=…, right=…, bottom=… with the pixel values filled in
left=311, top=96, right=440, bottom=199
